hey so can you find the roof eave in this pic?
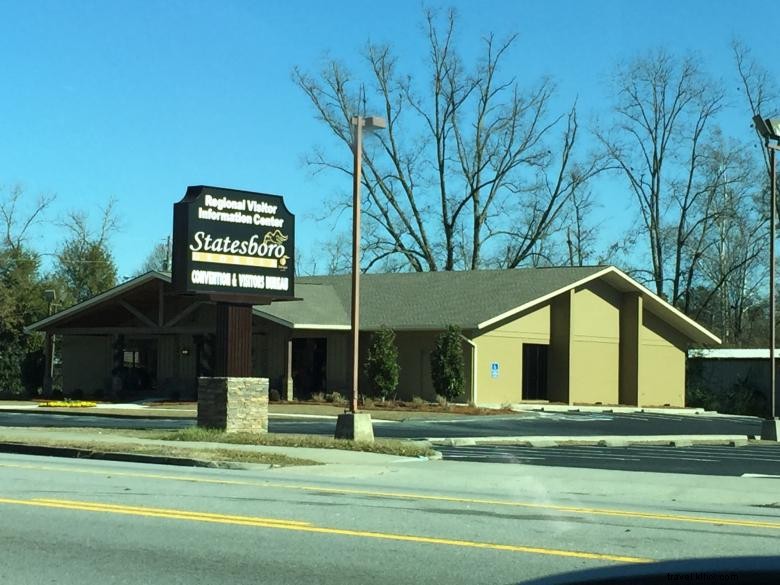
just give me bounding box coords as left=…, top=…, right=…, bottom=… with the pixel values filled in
left=475, top=266, right=721, bottom=346
left=476, top=267, right=613, bottom=330
left=25, top=271, right=171, bottom=333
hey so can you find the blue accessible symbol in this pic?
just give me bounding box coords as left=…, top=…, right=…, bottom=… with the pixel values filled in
left=490, top=362, right=499, bottom=379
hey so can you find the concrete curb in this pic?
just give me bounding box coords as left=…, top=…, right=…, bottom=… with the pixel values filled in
left=427, top=434, right=752, bottom=447
left=0, top=441, right=242, bottom=468
left=0, top=408, right=398, bottom=423
left=505, top=404, right=712, bottom=415
left=0, top=408, right=192, bottom=420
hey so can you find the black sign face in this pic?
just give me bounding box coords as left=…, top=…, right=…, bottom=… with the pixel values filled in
left=172, top=185, right=295, bottom=298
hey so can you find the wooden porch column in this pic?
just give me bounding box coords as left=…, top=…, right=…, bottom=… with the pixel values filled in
left=42, top=331, right=54, bottom=397
left=285, top=335, right=294, bottom=401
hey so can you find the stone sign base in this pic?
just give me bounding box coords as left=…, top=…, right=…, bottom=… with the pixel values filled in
left=198, top=377, right=268, bottom=433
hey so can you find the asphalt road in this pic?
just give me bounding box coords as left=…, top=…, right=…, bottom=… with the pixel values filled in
left=0, top=409, right=764, bottom=438
left=437, top=443, right=780, bottom=476
left=0, top=452, right=779, bottom=585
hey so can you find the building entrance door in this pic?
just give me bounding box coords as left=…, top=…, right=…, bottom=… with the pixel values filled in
left=292, top=338, right=327, bottom=398
left=522, top=344, right=548, bottom=400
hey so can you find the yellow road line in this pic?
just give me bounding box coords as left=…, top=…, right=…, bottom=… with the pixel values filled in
left=0, top=497, right=649, bottom=564
left=33, top=498, right=311, bottom=526
left=2, top=461, right=778, bottom=530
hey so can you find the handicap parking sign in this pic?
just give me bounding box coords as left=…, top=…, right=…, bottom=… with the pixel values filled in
left=490, top=362, right=499, bottom=379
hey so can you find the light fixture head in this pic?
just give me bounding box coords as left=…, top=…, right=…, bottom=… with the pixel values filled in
left=754, top=114, right=780, bottom=141
left=363, top=116, right=387, bottom=130
left=350, top=116, right=387, bottom=131
left=769, top=118, right=780, bottom=139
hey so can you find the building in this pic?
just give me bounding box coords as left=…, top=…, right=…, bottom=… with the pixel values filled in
left=26, top=266, right=720, bottom=407
left=687, top=348, right=776, bottom=416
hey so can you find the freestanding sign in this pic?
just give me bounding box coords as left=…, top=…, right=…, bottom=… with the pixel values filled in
left=172, top=185, right=295, bottom=299
left=171, top=186, right=296, bottom=430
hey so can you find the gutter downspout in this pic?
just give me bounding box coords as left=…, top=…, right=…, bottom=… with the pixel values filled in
left=460, top=335, right=478, bottom=406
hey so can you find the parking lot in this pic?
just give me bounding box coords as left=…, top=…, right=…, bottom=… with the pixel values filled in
left=436, top=442, right=780, bottom=476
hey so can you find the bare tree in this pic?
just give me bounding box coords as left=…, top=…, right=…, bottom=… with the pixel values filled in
left=596, top=50, right=726, bottom=303
left=54, top=197, right=120, bottom=305
left=294, top=9, right=602, bottom=272
left=687, top=135, right=767, bottom=338
left=135, top=238, right=171, bottom=276
left=733, top=40, right=779, bottom=175
left=0, top=184, right=56, bottom=252
left=563, top=187, right=599, bottom=267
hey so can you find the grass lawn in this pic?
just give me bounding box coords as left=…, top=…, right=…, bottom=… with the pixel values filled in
left=147, top=427, right=438, bottom=458
left=1, top=437, right=318, bottom=467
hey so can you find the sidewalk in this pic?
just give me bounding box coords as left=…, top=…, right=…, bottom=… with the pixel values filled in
left=0, top=399, right=714, bottom=419
left=0, top=400, right=469, bottom=421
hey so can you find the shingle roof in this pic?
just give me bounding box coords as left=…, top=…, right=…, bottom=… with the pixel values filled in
left=254, top=281, right=350, bottom=328
left=26, top=266, right=720, bottom=345
left=254, top=266, right=606, bottom=331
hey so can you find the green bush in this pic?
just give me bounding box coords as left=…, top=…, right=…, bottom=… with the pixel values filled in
left=687, top=378, right=767, bottom=417
left=726, top=378, right=766, bottom=417
left=685, top=385, right=719, bottom=411
left=430, top=325, right=464, bottom=402
left=326, top=391, right=345, bottom=405
left=364, top=326, right=400, bottom=400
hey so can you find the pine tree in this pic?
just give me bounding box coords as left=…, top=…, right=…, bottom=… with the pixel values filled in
left=363, top=326, right=400, bottom=400
left=430, top=325, right=464, bottom=402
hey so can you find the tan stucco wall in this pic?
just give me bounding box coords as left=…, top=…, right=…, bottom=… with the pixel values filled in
left=261, top=325, right=351, bottom=397
left=390, top=331, right=438, bottom=400
left=61, top=335, right=112, bottom=396
left=474, top=305, right=551, bottom=405
left=353, top=330, right=471, bottom=402
left=259, top=321, right=291, bottom=392
left=569, top=281, right=621, bottom=405
left=640, top=311, right=687, bottom=406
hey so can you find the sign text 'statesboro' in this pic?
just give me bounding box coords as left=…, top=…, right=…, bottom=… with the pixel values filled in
left=172, top=186, right=295, bottom=298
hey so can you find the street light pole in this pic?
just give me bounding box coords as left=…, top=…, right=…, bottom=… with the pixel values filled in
left=350, top=116, right=364, bottom=415
left=334, top=114, right=386, bottom=441
left=753, top=114, right=780, bottom=440
left=770, top=143, right=777, bottom=421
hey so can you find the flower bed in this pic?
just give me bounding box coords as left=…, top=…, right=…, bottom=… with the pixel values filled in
left=38, top=401, right=98, bottom=408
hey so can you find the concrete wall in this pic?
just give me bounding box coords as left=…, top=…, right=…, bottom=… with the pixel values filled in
left=640, top=311, right=687, bottom=406
left=569, top=281, right=621, bottom=405
left=61, top=335, right=112, bottom=397
left=475, top=305, right=551, bottom=405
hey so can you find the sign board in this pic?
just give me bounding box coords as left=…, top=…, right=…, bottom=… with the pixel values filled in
left=172, top=185, right=295, bottom=298
left=490, top=362, right=500, bottom=379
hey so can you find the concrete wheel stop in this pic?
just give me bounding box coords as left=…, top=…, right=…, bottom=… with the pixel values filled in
left=334, top=412, right=375, bottom=442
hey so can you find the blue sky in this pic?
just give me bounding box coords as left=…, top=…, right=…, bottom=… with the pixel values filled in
left=0, top=0, right=777, bottom=277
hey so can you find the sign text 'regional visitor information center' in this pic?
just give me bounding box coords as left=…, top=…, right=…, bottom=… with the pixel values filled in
left=172, top=186, right=295, bottom=298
